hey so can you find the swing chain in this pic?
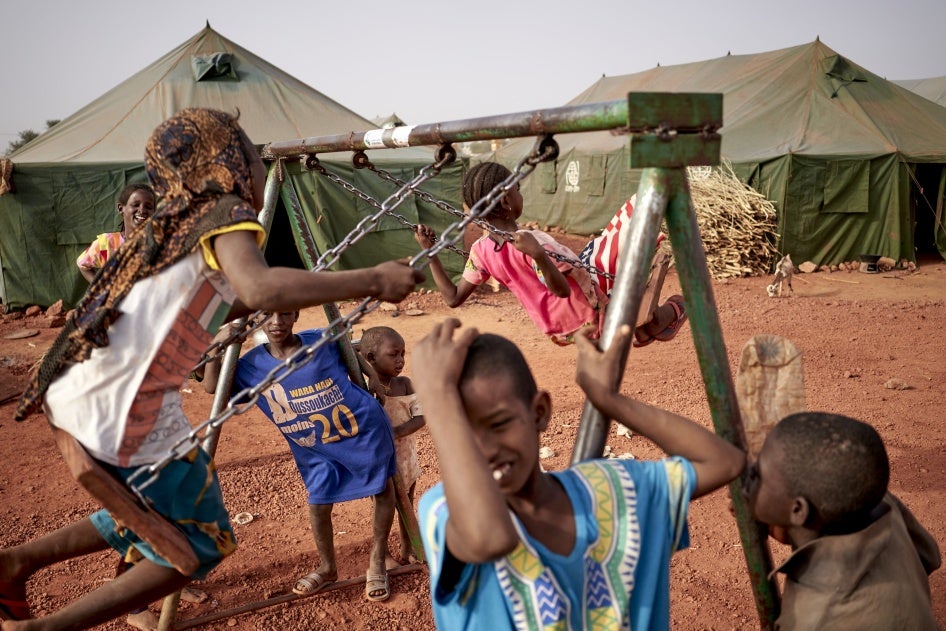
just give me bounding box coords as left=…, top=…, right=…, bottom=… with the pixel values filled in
left=360, top=146, right=616, bottom=282
left=128, top=138, right=557, bottom=499
left=409, top=135, right=559, bottom=268
left=192, top=150, right=457, bottom=370
left=305, top=151, right=455, bottom=271
left=310, top=155, right=469, bottom=259
left=192, top=312, right=271, bottom=373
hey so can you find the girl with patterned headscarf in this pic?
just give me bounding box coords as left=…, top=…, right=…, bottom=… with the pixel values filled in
left=2, top=108, right=423, bottom=628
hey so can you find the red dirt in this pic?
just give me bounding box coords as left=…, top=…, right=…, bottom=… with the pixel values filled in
left=1, top=244, right=944, bottom=630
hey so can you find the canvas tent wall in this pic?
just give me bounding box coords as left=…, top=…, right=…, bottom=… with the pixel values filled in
left=0, top=24, right=462, bottom=309
left=494, top=40, right=946, bottom=267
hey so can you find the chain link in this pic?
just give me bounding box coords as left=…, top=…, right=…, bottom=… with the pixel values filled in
left=127, top=140, right=558, bottom=500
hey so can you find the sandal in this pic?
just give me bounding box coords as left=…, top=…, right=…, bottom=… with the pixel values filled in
left=365, top=572, right=390, bottom=602
left=654, top=295, right=687, bottom=342
left=633, top=295, right=687, bottom=347
left=292, top=571, right=334, bottom=596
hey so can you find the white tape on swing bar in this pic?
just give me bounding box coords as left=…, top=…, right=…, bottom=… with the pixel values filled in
left=364, top=130, right=386, bottom=149
left=364, top=126, right=415, bottom=149
left=391, top=126, right=414, bottom=147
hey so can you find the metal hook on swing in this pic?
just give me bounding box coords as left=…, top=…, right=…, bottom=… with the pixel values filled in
left=352, top=150, right=371, bottom=170
left=302, top=154, right=320, bottom=171
left=434, top=143, right=457, bottom=167
left=529, top=134, right=560, bottom=165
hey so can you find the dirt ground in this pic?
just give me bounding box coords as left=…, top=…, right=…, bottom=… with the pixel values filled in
left=0, top=243, right=944, bottom=630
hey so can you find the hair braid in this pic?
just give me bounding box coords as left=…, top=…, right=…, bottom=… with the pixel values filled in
left=462, top=162, right=513, bottom=211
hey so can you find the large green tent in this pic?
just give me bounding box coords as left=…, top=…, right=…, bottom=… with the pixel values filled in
left=0, top=24, right=463, bottom=309
left=494, top=40, right=946, bottom=267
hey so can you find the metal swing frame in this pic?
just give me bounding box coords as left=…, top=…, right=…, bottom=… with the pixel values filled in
left=155, top=93, right=779, bottom=629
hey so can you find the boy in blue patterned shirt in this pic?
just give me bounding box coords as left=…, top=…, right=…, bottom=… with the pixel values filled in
left=413, top=319, right=744, bottom=630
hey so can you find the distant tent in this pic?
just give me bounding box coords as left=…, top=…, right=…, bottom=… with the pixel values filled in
left=494, top=40, right=946, bottom=266
left=0, top=24, right=463, bottom=308
left=893, top=76, right=946, bottom=107
left=372, top=113, right=408, bottom=129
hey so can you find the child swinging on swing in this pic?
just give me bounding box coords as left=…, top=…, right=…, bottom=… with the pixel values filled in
left=414, top=161, right=687, bottom=346
left=3, top=108, right=423, bottom=629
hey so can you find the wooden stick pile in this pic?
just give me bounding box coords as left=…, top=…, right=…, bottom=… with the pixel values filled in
left=682, top=161, right=780, bottom=279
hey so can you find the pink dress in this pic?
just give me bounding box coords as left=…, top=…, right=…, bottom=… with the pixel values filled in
left=462, top=231, right=604, bottom=344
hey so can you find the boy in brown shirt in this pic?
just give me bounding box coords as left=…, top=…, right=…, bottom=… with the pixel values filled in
left=744, top=412, right=940, bottom=629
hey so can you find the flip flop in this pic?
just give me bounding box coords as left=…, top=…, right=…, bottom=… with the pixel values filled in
left=292, top=571, right=334, bottom=596
left=365, top=572, right=390, bottom=602
left=0, top=596, right=29, bottom=621
left=653, top=295, right=687, bottom=342
left=634, top=295, right=687, bottom=347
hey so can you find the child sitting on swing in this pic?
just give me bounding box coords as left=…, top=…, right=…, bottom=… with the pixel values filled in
left=413, top=161, right=687, bottom=346
left=3, top=108, right=423, bottom=629
left=412, top=319, right=744, bottom=629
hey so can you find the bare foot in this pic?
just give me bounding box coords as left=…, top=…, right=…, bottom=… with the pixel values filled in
left=385, top=554, right=402, bottom=570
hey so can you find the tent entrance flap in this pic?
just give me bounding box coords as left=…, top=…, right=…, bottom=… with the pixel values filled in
left=910, top=163, right=946, bottom=258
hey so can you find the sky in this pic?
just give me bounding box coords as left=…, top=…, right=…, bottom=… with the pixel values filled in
left=3, top=0, right=946, bottom=145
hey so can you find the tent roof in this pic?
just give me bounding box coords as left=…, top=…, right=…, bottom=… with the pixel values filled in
left=10, top=25, right=391, bottom=163
left=894, top=76, right=946, bottom=107
left=371, top=113, right=408, bottom=128
left=503, top=40, right=946, bottom=164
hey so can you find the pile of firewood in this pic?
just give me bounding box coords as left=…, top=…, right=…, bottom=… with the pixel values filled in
left=681, top=162, right=781, bottom=279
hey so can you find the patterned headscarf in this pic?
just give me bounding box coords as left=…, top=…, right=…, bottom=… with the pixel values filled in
left=16, top=108, right=260, bottom=420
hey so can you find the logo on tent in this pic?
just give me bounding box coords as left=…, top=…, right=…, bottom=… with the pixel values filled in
left=565, top=161, right=580, bottom=193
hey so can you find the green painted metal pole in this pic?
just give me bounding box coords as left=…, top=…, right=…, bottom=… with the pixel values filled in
left=663, top=169, right=780, bottom=629
left=279, top=175, right=427, bottom=565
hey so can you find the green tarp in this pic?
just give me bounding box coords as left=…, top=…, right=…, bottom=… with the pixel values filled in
left=0, top=25, right=462, bottom=308
left=494, top=40, right=946, bottom=267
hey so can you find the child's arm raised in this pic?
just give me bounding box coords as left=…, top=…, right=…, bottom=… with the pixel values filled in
left=412, top=319, right=518, bottom=562
left=215, top=230, right=425, bottom=313
left=413, top=224, right=477, bottom=307
left=575, top=325, right=745, bottom=498
left=512, top=231, right=571, bottom=298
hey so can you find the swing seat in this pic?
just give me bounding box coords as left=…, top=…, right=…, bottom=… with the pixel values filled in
left=49, top=425, right=199, bottom=576
left=635, top=251, right=671, bottom=328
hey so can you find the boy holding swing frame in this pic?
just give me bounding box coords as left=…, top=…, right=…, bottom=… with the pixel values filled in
left=412, top=319, right=744, bottom=629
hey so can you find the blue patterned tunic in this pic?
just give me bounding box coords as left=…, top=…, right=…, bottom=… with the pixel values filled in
left=419, top=457, right=695, bottom=630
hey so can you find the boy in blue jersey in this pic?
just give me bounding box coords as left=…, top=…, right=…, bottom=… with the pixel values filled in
left=412, top=319, right=744, bottom=630
left=204, top=311, right=398, bottom=602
